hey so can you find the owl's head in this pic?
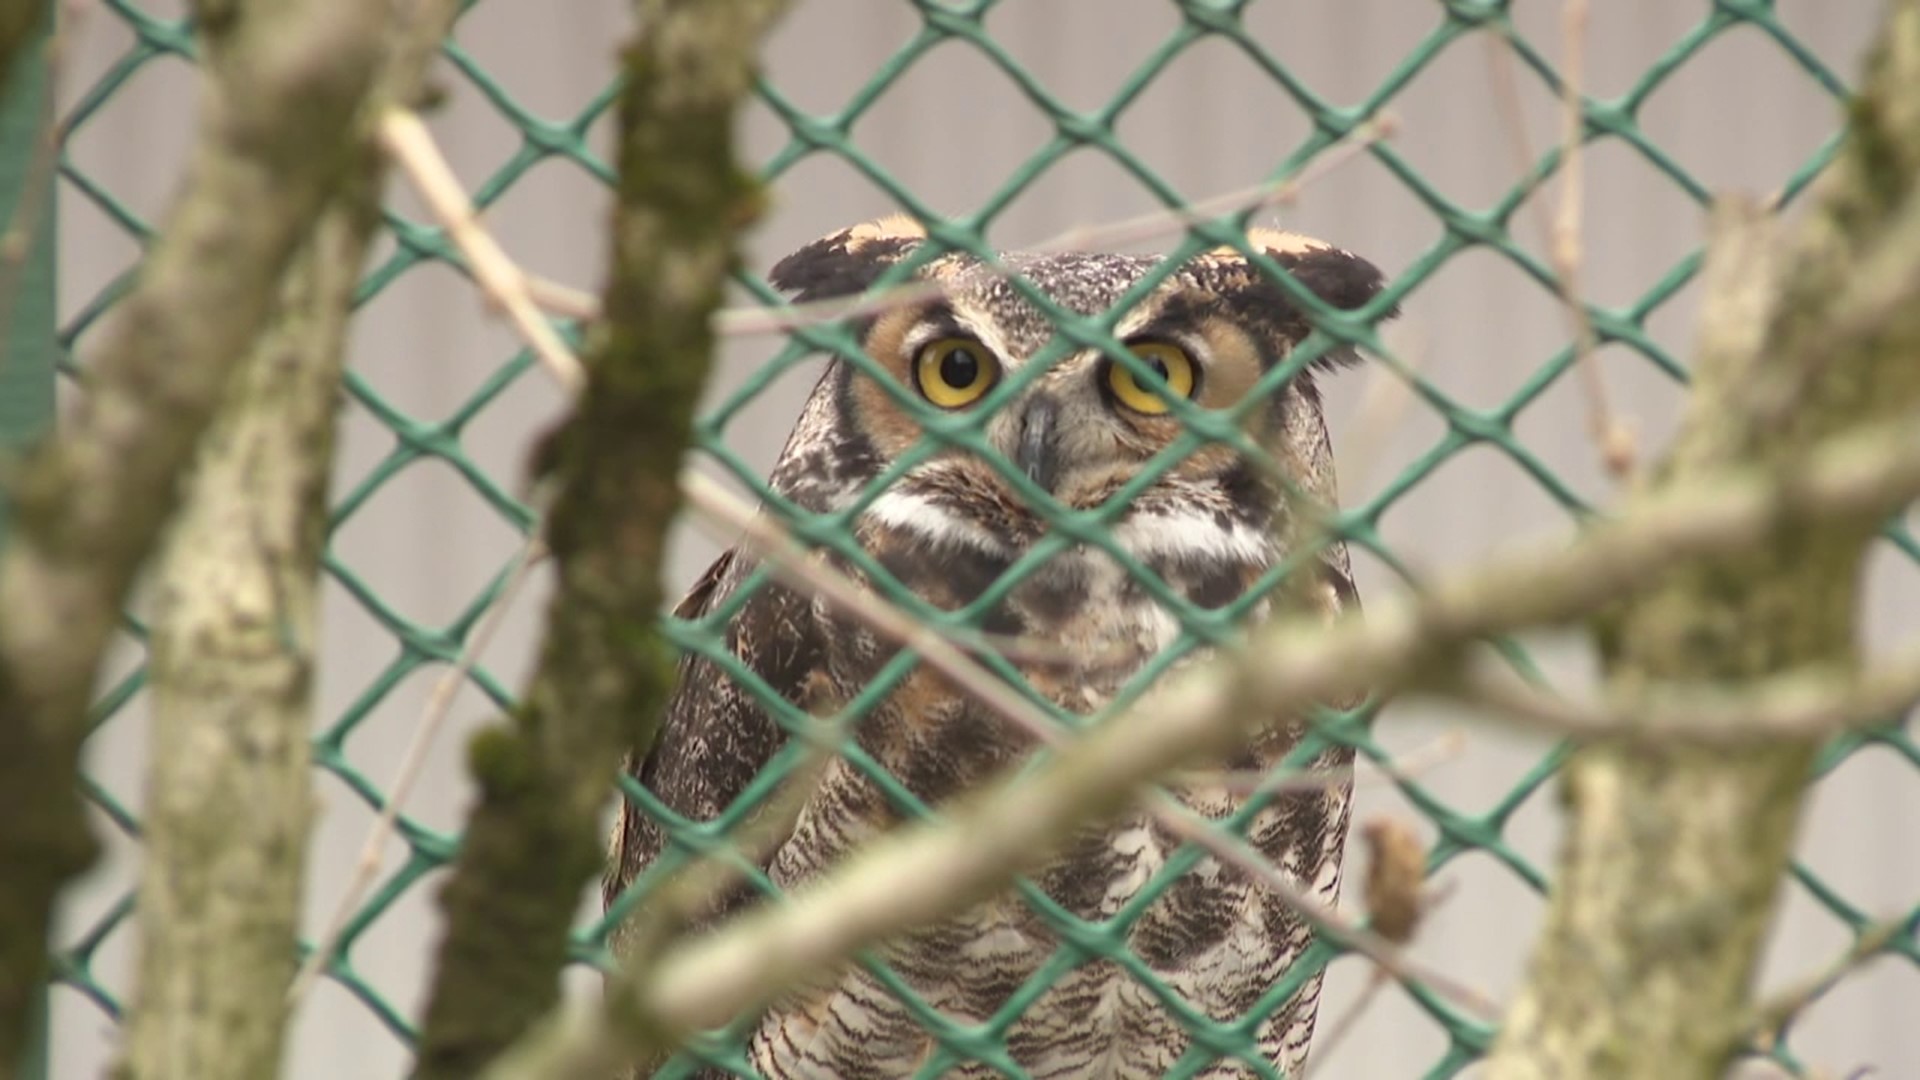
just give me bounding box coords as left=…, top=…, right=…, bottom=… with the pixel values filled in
left=764, top=216, right=1391, bottom=562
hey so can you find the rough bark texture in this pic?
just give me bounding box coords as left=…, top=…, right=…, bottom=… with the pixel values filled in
left=112, top=5, right=457, bottom=1079
left=409, top=2, right=790, bottom=1076
left=1487, top=5, right=1920, bottom=1077
left=0, top=0, right=388, bottom=1071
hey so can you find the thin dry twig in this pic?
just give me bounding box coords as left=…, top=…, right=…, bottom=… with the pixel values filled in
left=377, top=109, right=585, bottom=393
left=525, top=273, right=958, bottom=339
left=1152, top=797, right=1494, bottom=1018
left=1443, top=656, right=1920, bottom=745
left=287, top=533, right=549, bottom=1008
left=1749, top=915, right=1915, bottom=1052
left=1484, top=16, right=1634, bottom=481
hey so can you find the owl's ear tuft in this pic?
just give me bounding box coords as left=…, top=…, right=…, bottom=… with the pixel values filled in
left=1248, top=229, right=1394, bottom=319
left=1204, top=229, right=1396, bottom=374
left=768, top=215, right=928, bottom=302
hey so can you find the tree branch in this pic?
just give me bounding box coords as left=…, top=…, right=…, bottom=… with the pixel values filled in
left=378, top=110, right=583, bottom=394
left=1486, top=2, right=1920, bottom=1074
left=408, top=1, right=791, bottom=1075
left=0, top=0, right=392, bottom=1068
left=1438, top=651, right=1920, bottom=745
left=114, top=5, right=458, bottom=1078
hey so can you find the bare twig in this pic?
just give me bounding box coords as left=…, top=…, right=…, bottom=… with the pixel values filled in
left=522, top=274, right=602, bottom=321
left=1484, top=17, right=1634, bottom=481
left=287, top=533, right=549, bottom=1010
left=1748, top=915, right=1914, bottom=1053
left=378, top=109, right=585, bottom=394
left=714, top=279, right=953, bottom=337
left=1150, top=799, right=1492, bottom=1017
left=1443, top=658, right=1920, bottom=745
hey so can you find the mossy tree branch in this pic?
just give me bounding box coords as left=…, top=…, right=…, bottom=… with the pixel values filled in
left=113, top=5, right=458, bottom=1080
left=1486, top=4, right=1920, bottom=1077
left=0, top=0, right=391, bottom=1071
left=409, top=1, right=790, bottom=1076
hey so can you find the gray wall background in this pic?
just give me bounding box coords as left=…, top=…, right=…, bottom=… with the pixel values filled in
left=47, top=2, right=1918, bottom=1077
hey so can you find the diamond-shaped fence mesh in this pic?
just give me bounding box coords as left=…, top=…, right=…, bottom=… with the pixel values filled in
left=33, top=2, right=1920, bottom=1078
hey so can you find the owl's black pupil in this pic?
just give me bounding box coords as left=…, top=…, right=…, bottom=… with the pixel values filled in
left=1144, top=357, right=1170, bottom=381
left=940, top=348, right=978, bottom=388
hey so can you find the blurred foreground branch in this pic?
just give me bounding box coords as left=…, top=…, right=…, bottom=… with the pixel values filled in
left=1488, top=2, right=1920, bottom=1075
left=409, top=1, right=790, bottom=1076
left=0, top=0, right=45, bottom=108
left=116, top=4, right=459, bottom=1079
left=0, top=0, right=392, bottom=1069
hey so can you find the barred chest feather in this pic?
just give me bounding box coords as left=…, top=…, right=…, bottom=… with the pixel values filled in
left=743, top=494, right=1353, bottom=1080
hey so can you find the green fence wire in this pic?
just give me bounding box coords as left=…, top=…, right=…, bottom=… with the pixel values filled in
left=48, top=2, right=1920, bottom=1078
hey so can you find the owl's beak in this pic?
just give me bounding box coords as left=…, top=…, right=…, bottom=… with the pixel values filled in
left=1015, top=396, right=1061, bottom=493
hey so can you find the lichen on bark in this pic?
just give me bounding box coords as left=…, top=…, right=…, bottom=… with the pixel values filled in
left=409, top=3, right=790, bottom=1077
left=0, top=0, right=393, bottom=1069
left=1487, top=4, right=1920, bottom=1077
left=113, top=4, right=457, bottom=1078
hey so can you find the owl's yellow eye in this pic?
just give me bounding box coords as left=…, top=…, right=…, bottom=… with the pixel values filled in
left=914, top=338, right=999, bottom=408
left=1106, top=342, right=1197, bottom=415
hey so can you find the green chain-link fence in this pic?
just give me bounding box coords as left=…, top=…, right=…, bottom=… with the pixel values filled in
left=44, top=1, right=1920, bottom=1077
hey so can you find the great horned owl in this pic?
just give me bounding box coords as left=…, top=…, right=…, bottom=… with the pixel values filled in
left=607, top=216, right=1389, bottom=1079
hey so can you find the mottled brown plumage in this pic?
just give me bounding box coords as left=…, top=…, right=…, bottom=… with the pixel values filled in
left=606, top=216, right=1392, bottom=1078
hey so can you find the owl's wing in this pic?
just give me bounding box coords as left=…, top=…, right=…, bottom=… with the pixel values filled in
left=603, top=542, right=830, bottom=926
left=604, top=217, right=929, bottom=930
